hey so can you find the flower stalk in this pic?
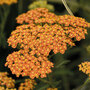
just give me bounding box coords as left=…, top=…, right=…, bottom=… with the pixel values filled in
left=0, top=5, right=10, bottom=47
left=62, top=0, right=74, bottom=16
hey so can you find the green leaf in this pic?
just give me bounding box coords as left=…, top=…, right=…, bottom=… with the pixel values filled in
left=73, top=78, right=90, bottom=90
left=37, top=85, right=49, bottom=90
left=35, top=83, right=49, bottom=90
left=52, top=68, right=73, bottom=76
left=55, top=60, right=70, bottom=68
left=52, top=80, right=61, bottom=87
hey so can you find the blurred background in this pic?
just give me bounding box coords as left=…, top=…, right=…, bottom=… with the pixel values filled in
left=0, top=0, right=90, bottom=90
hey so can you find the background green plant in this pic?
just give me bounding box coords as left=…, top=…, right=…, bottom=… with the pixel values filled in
left=0, top=0, right=90, bottom=90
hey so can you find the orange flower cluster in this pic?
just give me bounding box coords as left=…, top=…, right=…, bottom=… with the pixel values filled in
left=0, top=87, right=16, bottom=90
left=47, top=88, right=58, bottom=90
left=16, top=8, right=90, bottom=42
left=79, top=62, right=90, bottom=78
left=5, top=50, right=53, bottom=79
left=8, top=24, right=74, bottom=54
left=0, top=86, right=16, bottom=90
left=0, top=0, right=17, bottom=5
left=5, top=8, right=90, bottom=79
left=18, top=79, right=37, bottom=90
left=0, top=72, right=16, bottom=89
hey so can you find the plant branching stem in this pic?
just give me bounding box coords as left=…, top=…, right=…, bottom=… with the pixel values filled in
left=38, top=77, right=54, bottom=88
left=48, top=53, right=55, bottom=59
left=62, top=0, right=74, bottom=16
left=18, top=0, right=23, bottom=14
left=0, top=8, right=3, bottom=20
left=78, top=77, right=90, bottom=90
left=62, top=75, right=70, bottom=90
left=0, top=5, right=10, bottom=47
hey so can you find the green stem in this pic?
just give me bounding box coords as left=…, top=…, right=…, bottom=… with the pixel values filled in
left=1, top=5, right=10, bottom=30
left=48, top=53, right=55, bottom=59
left=0, top=8, right=3, bottom=20
left=0, top=5, right=10, bottom=47
left=15, top=79, right=25, bottom=84
left=62, top=75, right=70, bottom=90
left=18, top=0, right=23, bottom=14
left=38, top=77, right=54, bottom=88
left=78, top=77, right=90, bottom=90
left=15, top=77, right=30, bottom=84
left=38, top=78, right=49, bottom=83
left=62, top=0, right=74, bottom=16
left=48, top=74, right=55, bottom=88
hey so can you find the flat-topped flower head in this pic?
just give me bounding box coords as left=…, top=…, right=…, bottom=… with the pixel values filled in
left=0, top=0, right=18, bottom=5
left=6, top=8, right=90, bottom=79
left=47, top=88, right=58, bottom=90
left=5, top=50, right=54, bottom=79
left=0, top=87, right=16, bottom=90
left=79, top=62, right=90, bottom=78
left=0, top=72, right=15, bottom=89
left=16, top=8, right=90, bottom=42
left=7, top=24, right=74, bottom=55
left=18, top=79, right=37, bottom=90
left=16, top=8, right=90, bottom=27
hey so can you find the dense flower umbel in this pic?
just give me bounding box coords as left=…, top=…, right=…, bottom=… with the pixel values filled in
left=6, top=88, right=16, bottom=90
left=0, top=86, right=16, bottom=90
left=0, top=0, right=17, bottom=5
left=7, top=24, right=74, bottom=55
left=16, top=8, right=90, bottom=41
left=47, top=88, right=58, bottom=90
left=5, top=8, right=90, bottom=79
left=18, top=79, right=37, bottom=90
left=79, top=62, right=90, bottom=78
left=5, top=50, right=53, bottom=79
left=0, top=72, right=15, bottom=89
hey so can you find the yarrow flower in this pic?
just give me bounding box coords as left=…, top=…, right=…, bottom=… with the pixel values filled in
left=47, top=88, right=58, bottom=90
left=79, top=62, right=90, bottom=78
left=0, top=0, right=17, bottom=5
left=5, top=50, right=53, bottom=79
left=0, top=86, right=16, bottom=90
left=0, top=72, right=16, bottom=89
left=16, top=8, right=90, bottom=42
left=18, top=79, right=37, bottom=90
left=5, top=8, right=90, bottom=79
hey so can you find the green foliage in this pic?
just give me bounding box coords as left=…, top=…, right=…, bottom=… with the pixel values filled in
left=0, top=5, right=10, bottom=48
left=35, top=82, right=49, bottom=90
left=0, top=0, right=90, bottom=90
left=48, top=0, right=90, bottom=14
left=74, top=78, right=90, bottom=90
left=28, top=0, right=54, bottom=11
left=86, top=45, right=90, bottom=54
